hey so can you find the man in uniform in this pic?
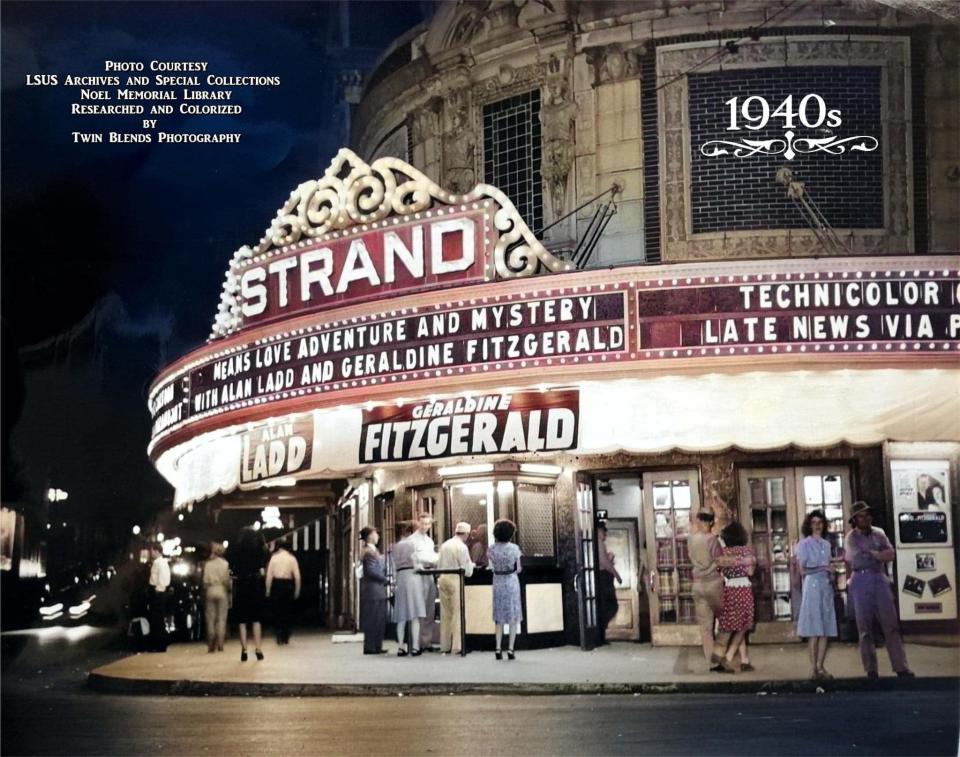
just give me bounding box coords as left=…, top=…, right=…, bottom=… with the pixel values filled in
left=844, top=501, right=914, bottom=679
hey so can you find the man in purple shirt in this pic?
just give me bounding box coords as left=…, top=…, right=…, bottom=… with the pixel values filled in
left=843, top=501, right=914, bottom=679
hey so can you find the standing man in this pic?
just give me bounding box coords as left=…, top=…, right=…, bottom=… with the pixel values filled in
left=844, top=501, right=914, bottom=679
left=410, top=512, right=440, bottom=651
left=266, top=538, right=301, bottom=645
left=147, top=544, right=171, bottom=652
left=689, top=510, right=725, bottom=669
left=437, top=522, right=475, bottom=655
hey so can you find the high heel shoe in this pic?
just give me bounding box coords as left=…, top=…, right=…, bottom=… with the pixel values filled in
left=240, top=649, right=248, bottom=662
left=495, top=650, right=503, bottom=660
left=255, top=649, right=264, bottom=661
left=507, top=651, right=515, bottom=660
left=397, top=648, right=408, bottom=657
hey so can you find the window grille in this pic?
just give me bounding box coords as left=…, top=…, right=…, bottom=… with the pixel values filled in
left=483, top=90, right=543, bottom=233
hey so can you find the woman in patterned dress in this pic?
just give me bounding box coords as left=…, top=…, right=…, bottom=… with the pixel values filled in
left=794, top=509, right=838, bottom=680
left=487, top=519, right=523, bottom=660
left=715, top=521, right=756, bottom=673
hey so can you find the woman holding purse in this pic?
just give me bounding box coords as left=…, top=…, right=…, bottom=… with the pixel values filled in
left=794, top=509, right=838, bottom=680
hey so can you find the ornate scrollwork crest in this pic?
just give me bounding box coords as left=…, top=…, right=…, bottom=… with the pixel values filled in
left=209, top=148, right=566, bottom=339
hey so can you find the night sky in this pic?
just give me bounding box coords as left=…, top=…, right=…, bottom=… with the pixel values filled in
left=1, top=1, right=425, bottom=534
left=2, top=0, right=425, bottom=350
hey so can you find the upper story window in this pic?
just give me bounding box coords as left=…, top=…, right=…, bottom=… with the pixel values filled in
left=483, top=90, right=543, bottom=233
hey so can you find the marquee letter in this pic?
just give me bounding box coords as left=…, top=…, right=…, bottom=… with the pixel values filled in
left=431, top=217, right=475, bottom=275
left=336, top=239, right=381, bottom=293
left=384, top=227, right=424, bottom=283
left=241, top=267, right=267, bottom=317
left=300, top=248, right=334, bottom=301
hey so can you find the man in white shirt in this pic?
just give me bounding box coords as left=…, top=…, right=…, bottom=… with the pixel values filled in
left=148, top=545, right=171, bottom=652
left=410, top=512, right=439, bottom=649
left=437, top=521, right=475, bottom=654
left=266, top=539, right=301, bottom=645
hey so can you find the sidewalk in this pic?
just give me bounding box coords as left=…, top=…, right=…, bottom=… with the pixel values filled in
left=88, top=632, right=960, bottom=697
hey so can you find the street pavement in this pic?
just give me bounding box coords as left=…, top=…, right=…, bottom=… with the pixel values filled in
left=2, top=625, right=959, bottom=756
left=88, top=629, right=960, bottom=696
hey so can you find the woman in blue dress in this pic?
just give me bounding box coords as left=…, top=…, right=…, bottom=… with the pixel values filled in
left=487, top=519, right=523, bottom=660
left=794, top=509, right=838, bottom=680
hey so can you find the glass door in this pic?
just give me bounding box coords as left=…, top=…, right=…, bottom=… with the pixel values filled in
left=642, top=470, right=702, bottom=646
left=796, top=466, right=853, bottom=619
left=575, top=476, right=598, bottom=650
left=738, top=465, right=852, bottom=642
left=739, top=468, right=798, bottom=641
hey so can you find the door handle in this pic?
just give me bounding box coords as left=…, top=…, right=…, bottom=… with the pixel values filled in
left=648, top=570, right=658, bottom=595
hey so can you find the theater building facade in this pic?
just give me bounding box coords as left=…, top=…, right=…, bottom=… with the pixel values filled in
left=148, top=0, right=960, bottom=647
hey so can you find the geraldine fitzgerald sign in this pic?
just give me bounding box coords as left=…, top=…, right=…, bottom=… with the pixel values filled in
left=359, top=390, right=579, bottom=463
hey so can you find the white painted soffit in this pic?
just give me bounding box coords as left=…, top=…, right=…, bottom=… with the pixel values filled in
left=157, top=368, right=959, bottom=507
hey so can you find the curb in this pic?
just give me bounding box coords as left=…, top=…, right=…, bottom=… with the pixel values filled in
left=87, top=673, right=960, bottom=698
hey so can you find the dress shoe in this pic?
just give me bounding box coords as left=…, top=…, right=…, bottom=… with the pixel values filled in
left=240, top=649, right=248, bottom=662
left=896, top=670, right=915, bottom=679
left=255, top=649, right=264, bottom=661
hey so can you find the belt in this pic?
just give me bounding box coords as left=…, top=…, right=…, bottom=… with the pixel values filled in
left=494, top=570, right=516, bottom=575
left=724, top=576, right=752, bottom=588
left=396, top=567, right=413, bottom=572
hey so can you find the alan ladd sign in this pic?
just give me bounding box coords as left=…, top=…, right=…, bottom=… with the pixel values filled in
left=360, top=390, right=579, bottom=464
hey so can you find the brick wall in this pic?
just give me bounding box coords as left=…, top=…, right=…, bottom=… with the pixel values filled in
left=688, top=66, right=884, bottom=234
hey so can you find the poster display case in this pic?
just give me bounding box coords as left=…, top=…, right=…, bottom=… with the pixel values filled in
left=889, top=459, right=957, bottom=622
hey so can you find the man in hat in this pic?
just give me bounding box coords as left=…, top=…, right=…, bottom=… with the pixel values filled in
left=436, top=521, right=475, bottom=655
left=844, top=501, right=914, bottom=679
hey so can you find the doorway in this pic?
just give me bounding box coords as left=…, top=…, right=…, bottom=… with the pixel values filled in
left=603, top=519, right=641, bottom=640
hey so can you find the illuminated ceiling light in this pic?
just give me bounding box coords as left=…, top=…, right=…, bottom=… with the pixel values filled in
left=520, top=463, right=563, bottom=476
left=157, top=533, right=165, bottom=542
left=132, top=525, right=141, bottom=535
left=438, top=463, right=494, bottom=477
left=177, top=513, right=184, bottom=521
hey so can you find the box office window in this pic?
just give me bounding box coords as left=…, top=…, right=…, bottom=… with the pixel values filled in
left=448, top=477, right=556, bottom=563
left=483, top=89, right=543, bottom=233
